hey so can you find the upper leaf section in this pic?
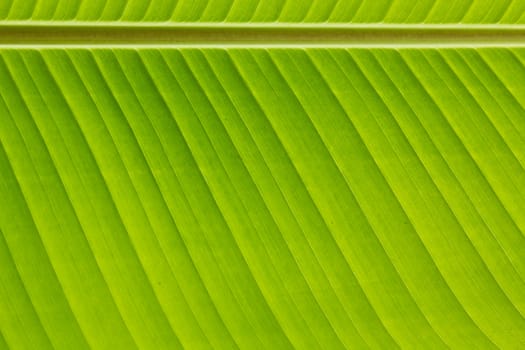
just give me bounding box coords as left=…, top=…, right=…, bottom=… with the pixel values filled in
left=1, top=0, right=524, bottom=24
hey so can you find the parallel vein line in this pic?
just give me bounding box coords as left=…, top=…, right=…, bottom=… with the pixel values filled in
left=267, top=49, right=445, bottom=347
left=138, top=51, right=278, bottom=349
left=224, top=49, right=400, bottom=348
left=160, top=51, right=329, bottom=349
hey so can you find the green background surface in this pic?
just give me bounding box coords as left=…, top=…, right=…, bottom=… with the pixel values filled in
left=1, top=48, right=525, bottom=348
left=0, top=0, right=524, bottom=23
left=1, top=1, right=525, bottom=349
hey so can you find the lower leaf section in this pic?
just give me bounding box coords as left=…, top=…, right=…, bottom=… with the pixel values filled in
left=0, top=48, right=524, bottom=349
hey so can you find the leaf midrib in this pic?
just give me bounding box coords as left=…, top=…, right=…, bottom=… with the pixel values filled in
left=1, top=23, right=525, bottom=46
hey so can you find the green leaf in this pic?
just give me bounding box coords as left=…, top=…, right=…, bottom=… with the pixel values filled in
left=0, top=0, right=524, bottom=23
left=1, top=47, right=525, bottom=349
left=1, top=1, right=525, bottom=348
